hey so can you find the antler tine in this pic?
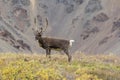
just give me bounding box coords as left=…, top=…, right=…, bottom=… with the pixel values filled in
left=46, top=18, right=48, bottom=27
left=40, top=27, right=43, bottom=32
left=34, top=18, right=38, bottom=31
left=43, top=18, right=48, bottom=32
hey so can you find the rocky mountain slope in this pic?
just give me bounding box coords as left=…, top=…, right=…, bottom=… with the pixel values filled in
left=0, top=0, right=120, bottom=54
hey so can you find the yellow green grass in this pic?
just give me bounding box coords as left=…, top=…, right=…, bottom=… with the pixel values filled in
left=0, top=52, right=120, bottom=80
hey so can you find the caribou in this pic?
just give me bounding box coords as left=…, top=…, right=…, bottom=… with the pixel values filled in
left=34, top=18, right=74, bottom=62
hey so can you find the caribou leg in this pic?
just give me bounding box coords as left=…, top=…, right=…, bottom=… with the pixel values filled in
left=48, top=49, right=51, bottom=58
left=46, top=48, right=51, bottom=58
left=64, top=49, right=72, bottom=62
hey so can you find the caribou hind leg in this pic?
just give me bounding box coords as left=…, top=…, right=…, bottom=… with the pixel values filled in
left=64, top=49, right=72, bottom=62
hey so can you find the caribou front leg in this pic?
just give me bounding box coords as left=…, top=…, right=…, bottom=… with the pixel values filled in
left=46, top=48, right=51, bottom=58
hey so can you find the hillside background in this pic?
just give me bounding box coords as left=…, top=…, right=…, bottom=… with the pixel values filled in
left=0, top=0, right=120, bottom=54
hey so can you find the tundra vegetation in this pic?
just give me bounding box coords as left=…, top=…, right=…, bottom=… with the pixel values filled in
left=0, top=52, right=120, bottom=80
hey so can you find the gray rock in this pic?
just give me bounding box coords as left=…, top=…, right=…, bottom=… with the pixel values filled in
left=66, top=4, right=74, bottom=13
left=73, top=0, right=83, bottom=5
left=20, top=0, right=30, bottom=6
left=112, top=19, right=120, bottom=32
left=93, top=13, right=109, bottom=22
left=85, top=0, right=102, bottom=14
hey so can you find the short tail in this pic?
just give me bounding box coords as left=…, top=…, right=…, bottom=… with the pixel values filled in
left=69, top=40, right=75, bottom=47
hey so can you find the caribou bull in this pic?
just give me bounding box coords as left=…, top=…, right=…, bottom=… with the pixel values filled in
left=34, top=19, right=74, bottom=62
